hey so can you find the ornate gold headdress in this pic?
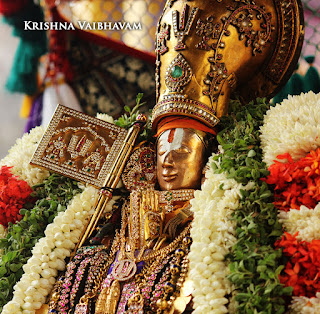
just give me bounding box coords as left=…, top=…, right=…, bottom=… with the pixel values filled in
left=151, top=0, right=304, bottom=131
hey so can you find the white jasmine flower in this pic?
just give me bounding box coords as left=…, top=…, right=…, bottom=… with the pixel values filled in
left=290, top=293, right=320, bottom=313
left=261, top=92, right=320, bottom=166
left=3, top=185, right=98, bottom=313
left=189, top=155, right=253, bottom=313
left=96, top=113, right=114, bottom=124
left=279, top=203, right=320, bottom=241
left=0, top=126, right=50, bottom=186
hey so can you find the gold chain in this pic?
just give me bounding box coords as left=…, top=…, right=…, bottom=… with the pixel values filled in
left=138, top=223, right=191, bottom=262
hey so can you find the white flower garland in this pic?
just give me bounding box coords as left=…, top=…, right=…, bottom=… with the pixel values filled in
left=261, top=92, right=320, bottom=312
left=290, top=293, right=320, bottom=313
left=0, top=126, right=50, bottom=248
left=0, top=126, right=50, bottom=187
left=1, top=115, right=119, bottom=313
left=260, top=91, right=320, bottom=166
left=278, top=203, right=320, bottom=242
left=189, top=155, right=254, bottom=314
left=96, top=112, right=114, bottom=124
left=1, top=185, right=98, bottom=314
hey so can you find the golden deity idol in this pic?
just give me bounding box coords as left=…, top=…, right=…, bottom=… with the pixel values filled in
left=40, top=0, right=304, bottom=313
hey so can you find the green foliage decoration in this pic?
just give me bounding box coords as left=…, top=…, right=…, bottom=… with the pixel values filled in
left=115, top=93, right=153, bottom=142
left=0, top=174, right=82, bottom=311
left=213, top=98, right=292, bottom=314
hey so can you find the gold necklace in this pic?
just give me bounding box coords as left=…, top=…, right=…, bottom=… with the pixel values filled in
left=111, top=201, right=139, bottom=281
left=112, top=189, right=193, bottom=283
left=159, top=189, right=195, bottom=213
left=74, top=232, right=121, bottom=314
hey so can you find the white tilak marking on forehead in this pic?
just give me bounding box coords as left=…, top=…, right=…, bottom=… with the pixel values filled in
left=161, top=128, right=185, bottom=153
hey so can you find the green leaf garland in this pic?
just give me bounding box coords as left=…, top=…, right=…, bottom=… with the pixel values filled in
left=0, top=174, right=81, bottom=311
left=213, top=98, right=292, bottom=314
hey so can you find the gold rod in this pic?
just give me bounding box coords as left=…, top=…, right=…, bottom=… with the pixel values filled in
left=72, top=116, right=147, bottom=256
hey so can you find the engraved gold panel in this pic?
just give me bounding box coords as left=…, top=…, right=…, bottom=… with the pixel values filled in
left=30, top=104, right=127, bottom=188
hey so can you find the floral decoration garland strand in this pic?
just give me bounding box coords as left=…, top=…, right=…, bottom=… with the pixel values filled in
left=0, top=126, right=50, bottom=254
left=0, top=127, right=51, bottom=269
left=189, top=155, right=254, bottom=313
left=1, top=185, right=98, bottom=314
left=0, top=166, right=34, bottom=227
left=0, top=126, right=49, bottom=187
left=260, top=91, right=320, bottom=167
left=0, top=127, right=49, bottom=247
left=0, top=173, right=82, bottom=313
left=209, top=98, right=291, bottom=313
left=261, top=91, right=320, bottom=312
left=0, top=126, right=49, bottom=248
left=267, top=152, right=320, bottom=310
left=0, top=112, right=123, bottom=313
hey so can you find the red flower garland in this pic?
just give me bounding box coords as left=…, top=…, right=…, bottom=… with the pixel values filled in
left=264, top=148, right=320, bottom=212
left=266, top=148, right=320, bottom=298
left=276, top=232, right=320, bottom=298
left=0, top=166, right=33, bottom=227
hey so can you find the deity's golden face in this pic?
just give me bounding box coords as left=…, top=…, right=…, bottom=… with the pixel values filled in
left=157, top=128, right=206, bottom=191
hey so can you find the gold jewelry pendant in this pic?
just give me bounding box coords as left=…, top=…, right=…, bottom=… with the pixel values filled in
left=95, top=287, right=109, bottom=314
left=95, top=280, right=121, bottom=314
left=127, top=292, right=144, bottom=314
left=111, top=259, right=137, bottom=281
left=105, top=280, right=121, bottom=313
left=74, top=292, right=96, bottom=314
left=74, top=296, right=90, bottom=314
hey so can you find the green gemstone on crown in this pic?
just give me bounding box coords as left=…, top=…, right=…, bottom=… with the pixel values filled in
left=171, top=65, right=183, bottom=78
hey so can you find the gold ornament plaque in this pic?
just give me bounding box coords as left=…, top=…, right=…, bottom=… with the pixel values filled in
left=30, top=104, right=128, bottom=188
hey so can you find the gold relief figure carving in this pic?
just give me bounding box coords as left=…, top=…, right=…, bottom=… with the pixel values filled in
left=45, top=136, right=66, bottom=160
left=157, top=23, right=171, bottom=55
left=172, top=4, right=199, bottom=50
left=104, top=280, right=121, bottom=313
left=81, top=149, right=105, bottom=174
left=67, top=134, right=93, bottom=159
left=31, top=104, right=124, bottom=188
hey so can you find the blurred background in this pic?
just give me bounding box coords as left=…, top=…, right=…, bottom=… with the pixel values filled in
left=0, top=22, right=25, bottom=158
left=0, top=0, right=319, bottom=159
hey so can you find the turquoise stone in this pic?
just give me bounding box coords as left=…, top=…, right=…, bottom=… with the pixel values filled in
left=171, top=65, right=183, bottom=78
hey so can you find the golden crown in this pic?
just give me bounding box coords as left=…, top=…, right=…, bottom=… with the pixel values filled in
left=151, top=0, right=304, bottom=130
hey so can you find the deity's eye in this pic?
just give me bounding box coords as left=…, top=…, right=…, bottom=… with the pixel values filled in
left=174, top=145, right=190, bottom=154
left=158, top=145, right=166, bottom=156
